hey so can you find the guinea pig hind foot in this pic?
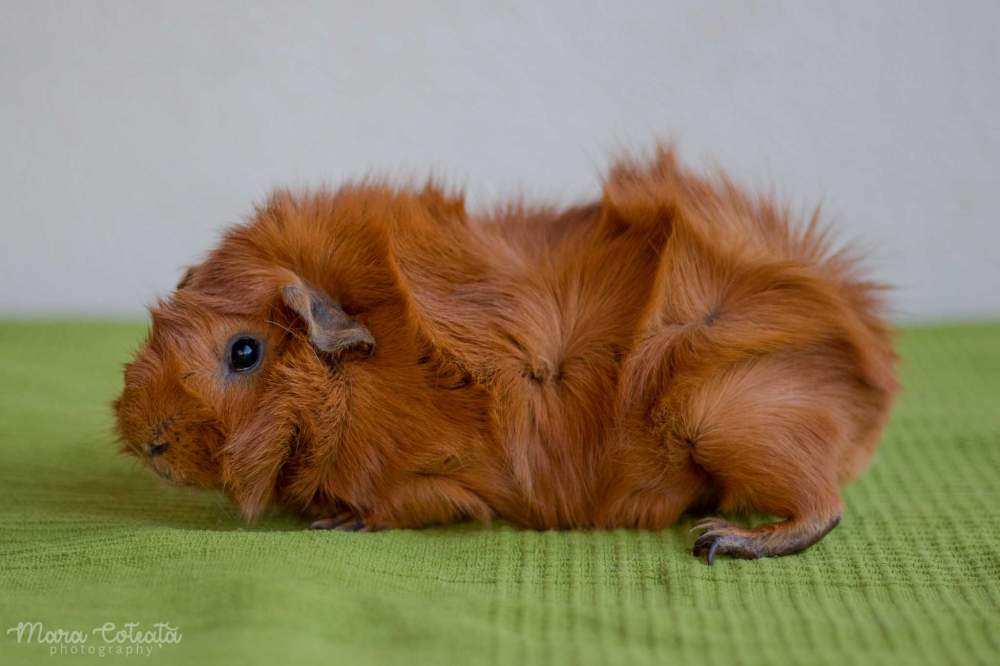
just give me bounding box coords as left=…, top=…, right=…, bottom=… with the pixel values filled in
left=691, top=514, right=841, bottom=565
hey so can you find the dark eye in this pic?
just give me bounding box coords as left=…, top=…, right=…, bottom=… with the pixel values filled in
left=228, top=336, right=262, bottom=373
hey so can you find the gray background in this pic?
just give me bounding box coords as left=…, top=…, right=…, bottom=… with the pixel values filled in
left=2, top=1, right=997, bottom=321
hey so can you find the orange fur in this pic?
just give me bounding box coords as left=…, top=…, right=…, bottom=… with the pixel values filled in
left=114, top=148, right=899, bottom=562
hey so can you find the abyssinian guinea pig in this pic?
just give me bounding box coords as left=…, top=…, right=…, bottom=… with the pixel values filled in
left=114, top=148, right=899, bottom=563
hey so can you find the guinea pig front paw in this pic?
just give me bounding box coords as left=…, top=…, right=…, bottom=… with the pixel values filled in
left=309, top=511, right=375, bottom=532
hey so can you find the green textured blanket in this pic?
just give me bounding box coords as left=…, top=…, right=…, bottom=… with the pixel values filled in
left=1, top=321, right=998, bottom=665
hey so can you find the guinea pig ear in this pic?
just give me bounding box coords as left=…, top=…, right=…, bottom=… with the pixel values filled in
left=280, top=281, right=375, bottom=359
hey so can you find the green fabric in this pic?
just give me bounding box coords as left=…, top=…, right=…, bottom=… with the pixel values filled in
left=1, top=320, right=998, bottom=665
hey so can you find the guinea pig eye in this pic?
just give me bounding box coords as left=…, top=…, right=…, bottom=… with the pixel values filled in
left=228, top=336, right=262, bottom=373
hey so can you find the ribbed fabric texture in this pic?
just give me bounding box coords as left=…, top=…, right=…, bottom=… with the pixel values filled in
left=1, top=321, right=998, bottom=665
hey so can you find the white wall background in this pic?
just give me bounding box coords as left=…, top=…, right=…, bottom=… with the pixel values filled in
left=1, top=1, right=998, bottom=321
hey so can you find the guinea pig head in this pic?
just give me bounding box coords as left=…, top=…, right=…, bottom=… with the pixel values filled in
left=113, top=264, right=377, bottom=518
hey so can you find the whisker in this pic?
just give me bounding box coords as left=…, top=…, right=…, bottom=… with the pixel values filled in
left=266, top=319, right=307, bottom=345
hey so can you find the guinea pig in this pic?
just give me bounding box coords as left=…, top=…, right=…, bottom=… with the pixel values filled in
left=114, top=148, right=899, bottom=563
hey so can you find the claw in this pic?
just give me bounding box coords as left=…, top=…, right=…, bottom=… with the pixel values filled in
left=310, top=511, right=365, bottom=531
left=707, top=540, right=720, bottom=566
left=691, top=517, right=730, bottom=534
left=692, top=529, right=726, bottom=564
left=692, top=529, right=721, bottom=557
left=690, top=516, right=744, bottom=564
left=310, top=517, right=343, bottom=530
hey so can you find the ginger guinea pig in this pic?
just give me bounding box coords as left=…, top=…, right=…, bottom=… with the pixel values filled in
left=114, top=148, right=899, bottom=563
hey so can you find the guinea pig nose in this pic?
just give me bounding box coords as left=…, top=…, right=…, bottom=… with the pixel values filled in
left=147, top=442, right=170, bottom=457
